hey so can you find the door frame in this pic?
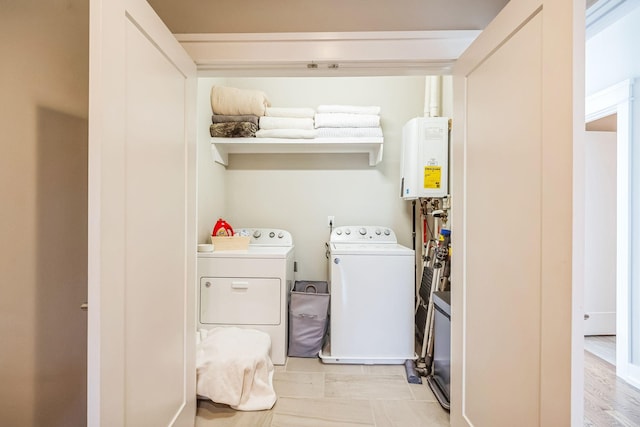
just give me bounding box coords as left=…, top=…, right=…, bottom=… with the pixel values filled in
left=585, top=78, right=639, bottom=388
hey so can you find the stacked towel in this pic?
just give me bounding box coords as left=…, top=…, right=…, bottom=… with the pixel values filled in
left=259, top=117, right=314, bottom=130
left=210, top=122, right=258, bottom=138
left=209, top=86, right=270, bottom=137
left=210, top=86, right=271, bottom=116
left=256, top=107, right=317, bottom=139
left=314, top=105, right=383, bottom=139
left=212, top=114, right=259, bottom=126
left=316, top=105, right=381, bottom=115
left=210, top=113, right=260, bottom=137
left=266, top=107, right=315, bottom=118
left=314, top=113, right=380, bottom=128
left=316, top=127, right=383, bottom=138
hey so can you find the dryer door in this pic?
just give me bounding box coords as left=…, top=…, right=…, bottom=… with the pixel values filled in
left=200, top=277, right=281, bottom=325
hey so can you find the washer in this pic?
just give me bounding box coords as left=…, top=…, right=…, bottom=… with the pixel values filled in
left=197, top=228, right=294, bottom=365
left=320, top=225, right=415, bottom=364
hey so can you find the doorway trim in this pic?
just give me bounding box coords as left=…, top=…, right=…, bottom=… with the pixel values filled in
left=585, top=78, right=638, bottom=388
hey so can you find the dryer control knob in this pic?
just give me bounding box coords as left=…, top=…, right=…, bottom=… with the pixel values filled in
left=336, top=230, right=342, bottom=235
left=269, top=231, right=275, bottom=238
left=278, top=232, right=284, bottom=238
left=375, top=228, right=381, bottom=235
left=345, top=229, right=351, bottom=235
left=384, top=229, right=391, bottom=236
left=359, top=227, right=367, bottom=235
left=253, top=230, right=262, bottom=238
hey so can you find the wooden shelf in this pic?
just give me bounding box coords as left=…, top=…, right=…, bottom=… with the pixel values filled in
left=211, top=137, right=384, bottom=166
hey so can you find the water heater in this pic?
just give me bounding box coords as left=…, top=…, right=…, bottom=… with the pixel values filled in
left=400, top=117, right=450, bottom=199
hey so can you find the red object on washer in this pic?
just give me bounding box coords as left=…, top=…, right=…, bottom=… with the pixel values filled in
left=212, top=218, right=234, bottom=236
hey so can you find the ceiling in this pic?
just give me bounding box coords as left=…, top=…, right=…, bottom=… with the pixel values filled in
left=147, top=0, right=510, bottom=34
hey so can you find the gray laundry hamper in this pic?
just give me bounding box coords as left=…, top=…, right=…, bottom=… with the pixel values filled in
left=288, top=281, right=330, bottom=357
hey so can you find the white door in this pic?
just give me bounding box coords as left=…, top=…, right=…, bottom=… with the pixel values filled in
left=451, top=0, right=583, bottom=426
left=88, top=0, right=197, bottom=425
left=584, top=131, right=617, bottom=336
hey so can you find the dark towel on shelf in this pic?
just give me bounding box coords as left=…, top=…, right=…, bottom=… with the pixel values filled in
left=210, top=122, right=258, bottom=138
left=211, top=114, right=260, bottom=126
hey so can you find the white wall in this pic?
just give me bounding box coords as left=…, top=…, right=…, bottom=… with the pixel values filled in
left=586, top=5, right=640, bottom=95
left=0, top=1, right=88, bottom=426
left=197, top=78, right=227, bottom=240
left=197, top=76, right=432, bottom=280
left=583, top=131, right=617, bottom=335
left=586, top=3, right=640, bottom=362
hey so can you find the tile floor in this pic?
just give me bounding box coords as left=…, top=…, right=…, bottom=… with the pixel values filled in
left=196, top=357, right=450, bottom=427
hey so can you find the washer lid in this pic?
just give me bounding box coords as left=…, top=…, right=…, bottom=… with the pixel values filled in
left=330, top=242, right=414, bottom=256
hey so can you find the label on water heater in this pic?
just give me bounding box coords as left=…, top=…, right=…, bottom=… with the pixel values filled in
left=423, top=166, right=441, bottom=189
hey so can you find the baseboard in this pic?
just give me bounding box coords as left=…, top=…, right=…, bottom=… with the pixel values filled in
left=584, top=311, right=616, bottom=335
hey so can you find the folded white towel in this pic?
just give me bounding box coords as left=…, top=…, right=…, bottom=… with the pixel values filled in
left=266, top=107, right=315, bottom=118
left=210, top=86, right=271, bottom=117
left=314, top=113, right=380, bottom=128
left=256, top=129, right=317, bottom=139
left=259, top=116, right=314, bottom=130
left=196, top=327, right=276, bottom=411
left=317, top=105, right=381, bottom=115
left=316, top=127, right=383, bottom=138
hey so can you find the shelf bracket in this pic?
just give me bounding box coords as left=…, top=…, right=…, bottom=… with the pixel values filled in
left=211, top=144, right=228, bottom=166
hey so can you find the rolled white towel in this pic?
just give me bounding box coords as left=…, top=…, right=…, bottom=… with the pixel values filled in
left=317, top=105, right=381, bottom=115
left=314, top=113, right=380, bottom=128
left=259, top=116, right=314, bottom=130
left=266, top=107, right=315, bottom=118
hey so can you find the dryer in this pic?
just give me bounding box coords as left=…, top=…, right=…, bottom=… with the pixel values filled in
left=320, top=225, right=415, bottom=364
left=197, top=228, right=294, bottom=365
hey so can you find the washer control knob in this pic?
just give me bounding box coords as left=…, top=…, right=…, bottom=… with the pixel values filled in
left=336, top=230, right=342, bottom=235
left=278, top=232, right=284, bottom=238
left=375, top=228, right=381, bottom=235
left=359, top=227, right=367, bottom=235
left=345, top=229, right=351, bottom=235
left=253, top=230, right=262, bottom=238
left=269, top=231, right=275, bottom=238
left=383, top=229, right=391, bottom=236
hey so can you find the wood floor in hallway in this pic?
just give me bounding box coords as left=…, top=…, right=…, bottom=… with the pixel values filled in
left=584, top=338, right=640, bottom=427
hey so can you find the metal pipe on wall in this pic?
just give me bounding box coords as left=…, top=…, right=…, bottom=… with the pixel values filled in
left=429, top=75, right=442, bottom=118
left=423, top=75, right=442, bottom=117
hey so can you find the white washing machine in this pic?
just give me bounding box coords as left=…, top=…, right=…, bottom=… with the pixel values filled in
left=197, top=228, right=294, bottom=365
left=320, top=225, right=415, bottom=365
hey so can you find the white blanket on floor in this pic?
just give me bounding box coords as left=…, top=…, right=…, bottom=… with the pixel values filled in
left=196, top=327, right=276, bottom=411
